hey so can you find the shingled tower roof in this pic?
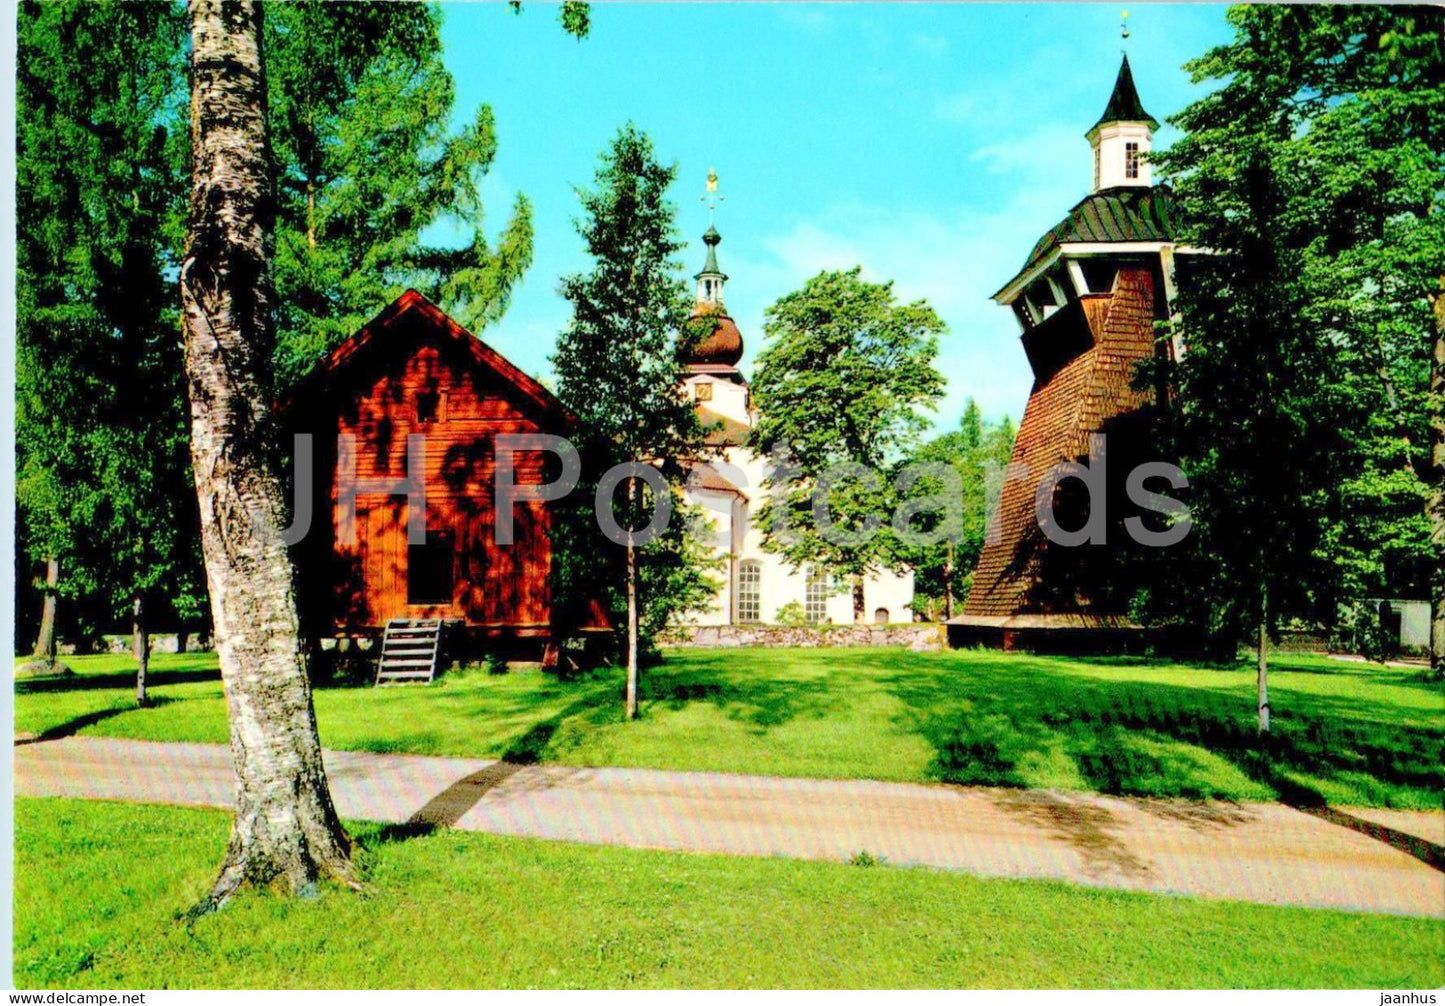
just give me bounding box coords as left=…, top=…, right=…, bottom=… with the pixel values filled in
left=1088, top=55, right=1159, bottom=134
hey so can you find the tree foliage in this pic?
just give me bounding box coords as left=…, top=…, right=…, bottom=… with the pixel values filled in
left=1151, top=6, right=1444, bottom=684
left=15, top=0, right=564, bottom=648
left=751, top=268, right=946, bottom=619
left=552, top=125, right=717, bottom=712
left=903, top=400, right=1016, bottom=619
left=16, top=0, right=202, bottom=646
left=267, top=1, right=536, bottom=385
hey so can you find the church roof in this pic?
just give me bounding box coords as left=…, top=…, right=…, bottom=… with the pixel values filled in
left=1088, top=55, right=1160, bottom=134
left=681, top=306, right=745, bottom=368
left=994, top=185, right=1177, bottom=301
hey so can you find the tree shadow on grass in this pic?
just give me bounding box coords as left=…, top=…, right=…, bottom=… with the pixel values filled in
left=884, top=657, right=1442, bottom=810
left=15, top=669, right=218, bottom=695
left=637, top=655, right=835, bottom=733
left=16, top=696, right=177, bottom=745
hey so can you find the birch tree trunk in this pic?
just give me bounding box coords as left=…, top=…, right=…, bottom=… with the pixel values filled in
left=133, top=595, right=150, bottom=708
left=852, top=576, right=866, bottom=623
left=625, top=538, right=639, bottom=720
left=181, top=0, right=352, bottom=907
left=1256, top=584, right=1270, bottom=736
left=1428, top=285, right=1444, bottom=677
left=32, top=557, right=59, bottom=665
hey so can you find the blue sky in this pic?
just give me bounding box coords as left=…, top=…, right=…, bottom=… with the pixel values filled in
left=438, top=2, right=1234, bottom=430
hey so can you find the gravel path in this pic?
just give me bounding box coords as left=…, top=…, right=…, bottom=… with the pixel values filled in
left=16, top=735, right=1443, bottom=917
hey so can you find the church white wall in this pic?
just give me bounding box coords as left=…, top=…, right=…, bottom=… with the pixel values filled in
left=683, top=374, right=750, bottom=426
left=681, top=444, right=917, bottom=628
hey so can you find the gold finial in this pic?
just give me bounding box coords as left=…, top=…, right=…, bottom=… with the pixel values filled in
left=1121, top=9, right=1130, bottom=45
left=700, top=167, right=724, bottom=222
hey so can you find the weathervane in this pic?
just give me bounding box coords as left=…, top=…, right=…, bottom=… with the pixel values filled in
left=700, top=167, right=724, bottom=224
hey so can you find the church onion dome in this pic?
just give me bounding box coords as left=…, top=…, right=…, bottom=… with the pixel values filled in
left=1088, top=54, right=1160, bottom=135
left=680, top=214, right=743, bottom=368
left=680, top=305, right=745, bottom=368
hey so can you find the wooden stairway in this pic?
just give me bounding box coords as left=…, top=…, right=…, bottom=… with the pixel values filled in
left=375, top=619, right=445, bottom=685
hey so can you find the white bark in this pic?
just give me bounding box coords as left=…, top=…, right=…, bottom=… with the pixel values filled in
left=182, top=0, right=352, bottom=907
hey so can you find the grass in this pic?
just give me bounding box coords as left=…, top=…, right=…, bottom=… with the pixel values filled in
left=15, top=647, right=1443, bottom=809
left=14, top=797, right=1444, bottom=989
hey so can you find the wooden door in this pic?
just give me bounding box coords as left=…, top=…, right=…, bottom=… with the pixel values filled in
left=359, top=503, right=404, bottom=625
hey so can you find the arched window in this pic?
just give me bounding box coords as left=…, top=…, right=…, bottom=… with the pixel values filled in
left=737, top=560, right=761, bottom=624
left=874, top=607, right=889, bottom=625
left=805, top=566, right=829, bottom=624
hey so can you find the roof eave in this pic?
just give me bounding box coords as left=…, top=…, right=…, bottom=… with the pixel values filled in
left=993, top=240, right=1183, bottom=305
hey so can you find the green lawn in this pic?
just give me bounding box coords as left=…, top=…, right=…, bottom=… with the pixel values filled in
left=14, top=797, right=1443, bottom=989
left=15, top=646, right=1443, bottom=809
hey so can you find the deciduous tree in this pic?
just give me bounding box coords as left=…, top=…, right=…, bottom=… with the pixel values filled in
left=1154, top=5, right=1445, bottom=726
left=751, top=268, right=946, bottom=621
left=552, top=125, right=712, bottom=719
left=181, top=0, right=353, bottom=905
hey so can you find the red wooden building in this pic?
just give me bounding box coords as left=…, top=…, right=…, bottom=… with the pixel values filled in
left=287, top=290, right=592, bottom=654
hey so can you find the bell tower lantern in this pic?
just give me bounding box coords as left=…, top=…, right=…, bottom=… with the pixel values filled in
left=1086, top=54, right=1159, bottom=191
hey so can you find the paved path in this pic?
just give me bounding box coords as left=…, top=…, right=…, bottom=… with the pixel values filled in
left=16, top=736, right=1444, bottom=918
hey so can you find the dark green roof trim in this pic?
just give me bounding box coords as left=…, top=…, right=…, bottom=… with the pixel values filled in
left=994, top=185, right=1177, bottom=300
left=1088, top=55, right=1160, bottom=134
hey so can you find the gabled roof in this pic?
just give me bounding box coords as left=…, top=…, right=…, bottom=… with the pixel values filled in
left=994, top=185, right=1177, bottom=301
left=287, top=289, right=570, bottom=425
left=1088, top=55, right=1160, bottom=134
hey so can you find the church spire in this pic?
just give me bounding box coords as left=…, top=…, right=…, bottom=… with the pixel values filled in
left=695, top=170, right=728, bottom=308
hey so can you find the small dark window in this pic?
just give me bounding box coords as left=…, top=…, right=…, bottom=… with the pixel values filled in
left=1125, top=142, right=1141, bottom=180
left=416, top=390, right=440, bottom=424
left=408, top=529, right=454, bottom=605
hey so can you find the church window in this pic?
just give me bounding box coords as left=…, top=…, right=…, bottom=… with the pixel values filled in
left=874, top=607, right=889, bottom=624
left=805, top=566, right=830, bottom=624
left=737, top=560, right=761, bottom=623
left=1125, top=142, right=1140, bottom=179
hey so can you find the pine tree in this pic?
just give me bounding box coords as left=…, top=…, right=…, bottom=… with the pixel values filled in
left=265, top=2, right=538, bottom=385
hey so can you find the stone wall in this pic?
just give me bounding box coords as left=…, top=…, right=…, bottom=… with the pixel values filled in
left=664, top=623, right=944, bottom=651
left=67, top=633, right=211, bottom=656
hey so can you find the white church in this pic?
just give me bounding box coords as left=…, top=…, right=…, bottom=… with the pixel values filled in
left=675, top=186, right=916, bottom=628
